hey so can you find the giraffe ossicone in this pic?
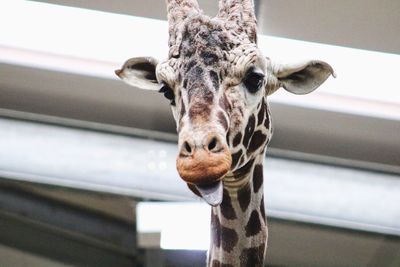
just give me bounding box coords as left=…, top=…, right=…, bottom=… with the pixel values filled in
left=116, top=1, right=334, bottom=266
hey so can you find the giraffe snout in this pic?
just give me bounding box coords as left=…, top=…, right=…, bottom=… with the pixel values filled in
left=176, top=134, right=232, bottom=185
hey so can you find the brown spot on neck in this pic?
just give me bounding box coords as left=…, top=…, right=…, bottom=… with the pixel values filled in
left=264, top=114, right=270, bottom=129
left=232, top=132, right=242, bottom=147
left=237, top=182, right=251, bottom=212
left=233, top=158, right=255, bottom=178
left=260, top=195, right=266, bottom=223
left=243, top=114, right=255, bottom=148
left=257, top=102, right=266, bottom=126
left=239, top=244, right=265, bottom=267
left=211, top=211, right=221, bottom=248
left=221, top=226, right=238, bottom=253
left=245, top=210, right=262, bottom=237
left=231, top=149, right=243, bottom=169
left=247, top=130, right=267, bottom=153
left=252, top=164, right=263, bottom=193
left=220, top=189, right=237, bottom=220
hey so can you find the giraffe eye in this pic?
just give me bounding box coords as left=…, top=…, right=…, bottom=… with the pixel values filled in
left=159, top=83, right=176, bottom=106
left=243, top=69, right=265, bottom=93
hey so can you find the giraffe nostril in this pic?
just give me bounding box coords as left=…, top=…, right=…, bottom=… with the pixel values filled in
left=183, top=141, right=192, bottom=155
left=207, top=136, right=225, bottom=153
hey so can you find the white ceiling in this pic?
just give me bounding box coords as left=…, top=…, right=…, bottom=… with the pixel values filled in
left=36, top=0, right=400, bottom=54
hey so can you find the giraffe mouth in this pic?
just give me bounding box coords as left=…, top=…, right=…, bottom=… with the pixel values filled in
left=194, top=180, right=223, bottom=206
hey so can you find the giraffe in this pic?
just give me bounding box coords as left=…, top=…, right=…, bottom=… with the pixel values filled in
left=115, top=1, right=335, bottom=266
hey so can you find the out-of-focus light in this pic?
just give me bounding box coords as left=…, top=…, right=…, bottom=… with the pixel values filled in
left=137, top=202, right=210, bottom=250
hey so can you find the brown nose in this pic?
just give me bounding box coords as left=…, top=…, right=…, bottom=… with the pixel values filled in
left=176, top=134, right=232, bottom=185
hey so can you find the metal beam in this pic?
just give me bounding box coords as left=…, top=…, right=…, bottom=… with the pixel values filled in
left=0, top=185, right=136, bottom=256
left=0, top=117, right=399, bottom=237
left=0, top=212, right=137, bottom=267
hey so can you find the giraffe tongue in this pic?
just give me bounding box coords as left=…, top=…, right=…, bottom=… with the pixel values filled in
left=195, top=181, right=223, bottom=206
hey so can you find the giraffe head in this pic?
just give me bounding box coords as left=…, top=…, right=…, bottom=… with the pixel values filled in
left=116, top=0, right=334, bottom=206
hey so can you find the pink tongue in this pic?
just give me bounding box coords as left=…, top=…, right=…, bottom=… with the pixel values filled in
left=195, top=180, right=223, bottom=206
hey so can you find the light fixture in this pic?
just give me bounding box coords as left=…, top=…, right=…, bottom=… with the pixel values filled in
left=137, top=202, right=210, bottom=250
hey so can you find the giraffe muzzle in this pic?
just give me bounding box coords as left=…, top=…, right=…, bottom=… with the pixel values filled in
left=176, top=145, right=232, bottom=184
left=176, top=134, right=232, bottom=205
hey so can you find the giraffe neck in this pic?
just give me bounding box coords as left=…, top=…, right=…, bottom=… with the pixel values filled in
left=208, top=154, right=267, bottom=267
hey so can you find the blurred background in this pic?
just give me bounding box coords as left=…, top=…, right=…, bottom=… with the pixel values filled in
left=0, top=0, right=399, bottom=266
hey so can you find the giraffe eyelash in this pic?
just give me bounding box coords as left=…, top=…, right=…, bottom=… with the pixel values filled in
left=159, top=83, right=176, bottom=106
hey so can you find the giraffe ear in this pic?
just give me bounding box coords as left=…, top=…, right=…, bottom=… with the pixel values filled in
left=115, top=57, right=159, bottom=90
left=269, top=60, right=335, bottom=95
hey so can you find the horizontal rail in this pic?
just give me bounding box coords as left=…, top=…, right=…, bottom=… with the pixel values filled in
left=0, top=117, right=399, bottom=236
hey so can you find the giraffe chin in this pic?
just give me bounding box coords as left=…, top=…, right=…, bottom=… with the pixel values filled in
left=195, top=180, right=223, bottom=206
